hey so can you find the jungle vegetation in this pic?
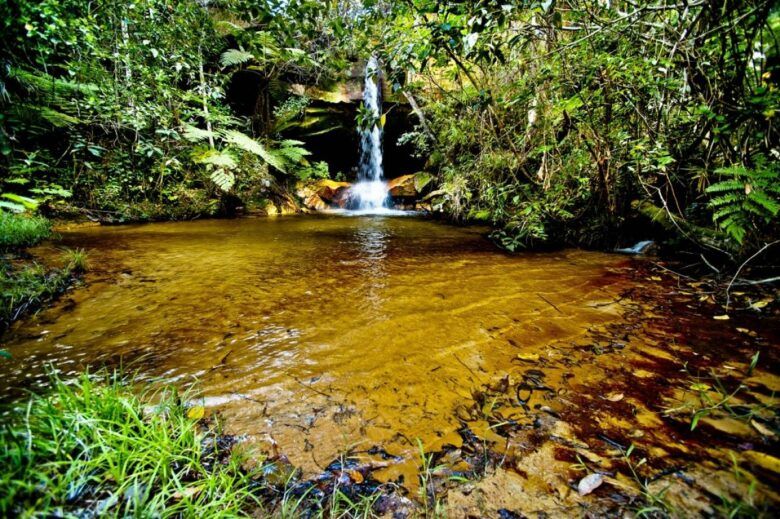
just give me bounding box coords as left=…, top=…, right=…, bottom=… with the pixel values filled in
left=1, top=2, right=779, bottom=518
left=0, top=0, right=778, bottom=254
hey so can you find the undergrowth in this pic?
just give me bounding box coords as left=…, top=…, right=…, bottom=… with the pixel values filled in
left=0, top=373, right=258, bottom=518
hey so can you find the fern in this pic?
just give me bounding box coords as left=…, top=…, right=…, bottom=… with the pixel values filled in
left=219, top=49, right=254, bottom=68
left=192, top=149, right=237, bottom=169
left=706, top=163, right=780, bottom=245
left=276, top=140, right=310, bottom=164
left=221, top=130, right=287, bottom=172
left=10, top=68, right=98, bottom=95
left=182, top=125, right=215, bottom=142
left=210, top=168, right=235, bottom=192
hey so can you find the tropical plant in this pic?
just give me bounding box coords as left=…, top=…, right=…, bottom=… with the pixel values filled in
left=706, top=162, right=780, bottom=247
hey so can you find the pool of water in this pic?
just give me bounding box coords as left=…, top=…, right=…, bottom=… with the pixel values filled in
left=0, top=218, right=629, bottom=455
left=1, top=215, right=777, bottom=509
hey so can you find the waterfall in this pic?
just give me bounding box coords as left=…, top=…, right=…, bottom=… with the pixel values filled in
left=351, top=56, right=388, bottom=211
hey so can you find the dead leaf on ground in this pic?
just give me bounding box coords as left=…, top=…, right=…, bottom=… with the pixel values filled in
left=578, top=473, right=604, bottom=496
left=187, top=406, right=205, bottom=420
left=751, top=420, right=777, bottom=439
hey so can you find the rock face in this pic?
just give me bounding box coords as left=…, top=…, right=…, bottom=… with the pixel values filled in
left=296, top=179, right=352, bottom=210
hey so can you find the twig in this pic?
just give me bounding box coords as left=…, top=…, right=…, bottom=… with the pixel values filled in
left=726, top=241, right=779, bottom=310
left=537, top=293, right=563, bottom=314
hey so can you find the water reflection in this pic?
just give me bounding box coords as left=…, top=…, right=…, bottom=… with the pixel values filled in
left=353, top=218, right=389, bottom=312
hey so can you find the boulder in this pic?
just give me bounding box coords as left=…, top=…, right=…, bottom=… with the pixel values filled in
left=296, top=179, right=352, bottom=210
left=387, top=172, right=433, bottom=198
left=302, top=194, right=328, bottom=212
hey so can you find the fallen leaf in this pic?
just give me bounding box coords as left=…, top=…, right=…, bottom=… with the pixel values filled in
left=690, top=383, right=710, bottom=392
left=713, top=314, right=730, bottom=320
left=650, top=276, right=662, bottom=281
left=578, top=473, right=604, bottom=496
left=751, top=299, right=772, bottom=310
left=605, top=393, right=624, bottom=402
left=348, top=470, right=364, bottom=483
left=173, top=486, right=202, bottom=500
left=751, top=420, right=777, bottom=439
left=736, top=328, right=751, bottom=334
left=187, top=406, right=205, bottom=420
left=516, top=353, right=539, bottom=362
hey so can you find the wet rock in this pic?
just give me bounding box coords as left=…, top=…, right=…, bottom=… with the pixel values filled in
left=374, top=493, right=417, bottom=518
left=296, top=179, right=352, bottom=210
left=387, top=172, right=433, bottom=199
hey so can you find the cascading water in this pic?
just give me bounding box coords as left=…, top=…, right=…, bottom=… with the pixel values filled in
left=351, top=56, right=389, bottom=212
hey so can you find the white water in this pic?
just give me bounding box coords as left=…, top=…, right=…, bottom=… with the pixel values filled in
left=352, top=57, right=389, bottom=212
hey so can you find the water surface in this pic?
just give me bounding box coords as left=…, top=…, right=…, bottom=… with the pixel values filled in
left=1, top=216, right=631, bottom=468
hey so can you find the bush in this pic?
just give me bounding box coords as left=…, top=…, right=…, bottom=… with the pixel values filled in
left=0, top=212, right=51, bottom=250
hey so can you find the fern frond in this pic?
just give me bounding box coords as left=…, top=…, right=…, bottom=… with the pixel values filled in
left=705, top=179, right=743, bottom=193
left=192, top=149, right=237, bottom=169
left=220, top=49, right=255, bottom=68
left=10, top=68, right=98, bottom=95
left=222, top=130, right=287, bottom=172
left=210, top=168, right=235, bottom=192
left=182, top=125, right=215, bottom=142
left=747, top=191, right=780, bottom=216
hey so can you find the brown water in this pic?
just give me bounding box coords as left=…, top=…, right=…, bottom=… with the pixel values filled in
left=2, top=215, right=778, bottom=514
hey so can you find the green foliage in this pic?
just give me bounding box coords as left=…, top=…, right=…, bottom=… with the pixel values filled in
left=374, top=0, right=780, bottom=257
left=0, top=373, right=258, bottom=517
left=706, top=162, right=780, bottom=246
left=220, top=49, right=255, bottom=68
left=62, top=247, right=89, bottom=273
left=0, top=212, right=51, bottom=250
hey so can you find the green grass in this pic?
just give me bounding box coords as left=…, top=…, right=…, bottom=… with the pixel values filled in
left=62, top=247, right=89, bottom=273
left=0, top=373, right=260, bottom=518
left=0, top=250, right=87, bottom=332
left=0, top=372, right=394, bottom=518
left=0, top=212, right=52, bottom=250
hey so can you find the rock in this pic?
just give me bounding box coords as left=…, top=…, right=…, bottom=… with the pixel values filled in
left=387, top=172, right=433, bottom=198
left=303, top=194, right=327, bottom=212
left=296, top=179, right=351, bottom=210
left=297, top=179, right=351, bottom=201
